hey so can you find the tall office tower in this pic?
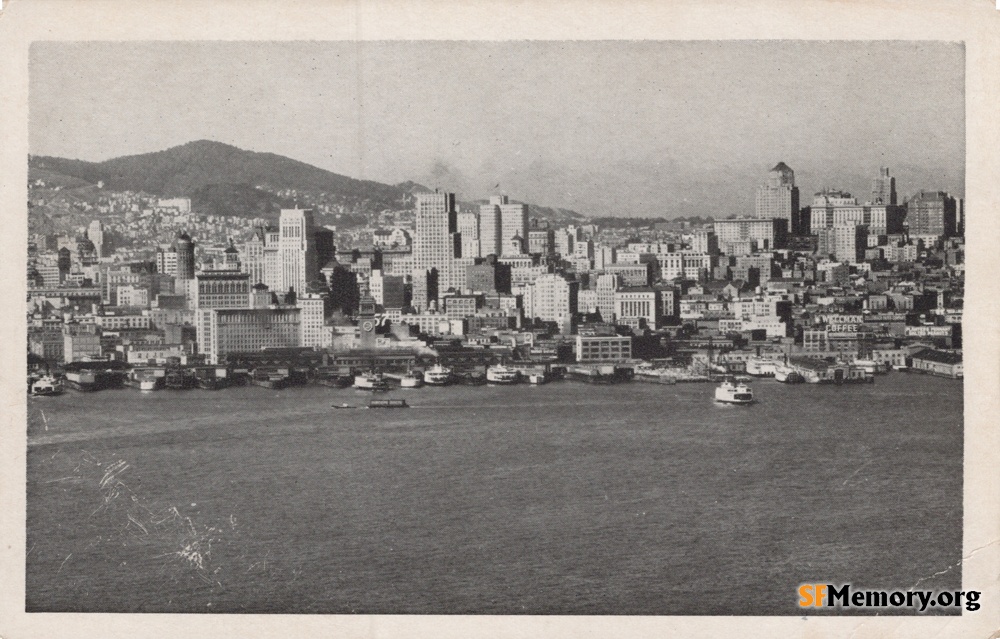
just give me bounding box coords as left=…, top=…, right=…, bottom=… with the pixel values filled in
left=173, top=231, right=196, bottom=280
left=871, top=167, right=897, bottom=205
left=297, top=292, right=329, bottom=348
left=755, top=162, right=801, bottom=233
left=817, top=224, right=868, bottom=263
left=907, top=191, right=958, bottom=238
left=595, top=273, right=620, bottom=323
left=241, top=227, right=268, bottom=285
left=262, top=227, right=282, bottom=292
left=87, top=220, right=106, bottom=258
left=690, top=230, right=719, bottom=255
left=276, top=208, right=320, bottom=295
left=457, top=210, right=481, bottom=259
left=529, top=273, right=578, bottom=334
left=554, top=228, right=576, bottom=258
left=156, top=245, right=178, bottom=276
left=499, top=201, right=529, bottom=256
left=478, top=195, right=505, bottom=257
left=413, top=192, right=460, bottom=296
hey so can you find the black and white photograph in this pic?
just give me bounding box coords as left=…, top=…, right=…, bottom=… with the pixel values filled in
left=5, top=1, right=1000, bottom=637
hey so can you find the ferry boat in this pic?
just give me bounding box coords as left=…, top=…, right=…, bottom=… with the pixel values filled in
left=851, top=359, right=882, bottom=375
left=399, top=371, right=424, bottom=388
left=457, top=371, right=487, bottom=385
left=194, top=368, right=229, bottom=390
left=317, top=372, right=353, bottom=388
left=252, top=370, right=289, bottom=390
left=745, top=358, right=778, bottom=377
left=633, top=362, right=661, bottom=378
left=527, top=371, right=548, bottom=385
left=486, top=365, right=521, bottom=384
left=30, top=375, right=63, bottom=396
left=354, top=371, right=390, bottom=391
left=64, top=369, right=97, bottom=392
left=134, top=373, right=163, bottom=391
left=423, top=364, right=453, bottom=386
left=164, top=368, right=195, bottom=390
left=714, top=379, right=755, bottom=405
left=773, top=363, right=804, bottom=384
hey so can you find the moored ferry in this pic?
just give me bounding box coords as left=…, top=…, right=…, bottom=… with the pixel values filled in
left=527, top=371, right=548, bottom=385
left=773, top=363, right=804, bottom=384
left=423, top=364, right=453, bottom=386
left=354, top=371, right=390, bottom=391
left=486, top=365, right=520, bottom=384
left=400, top=371, right=423, bottom=388
left=30, top=375, right=64, bottom=396
left=64, top=369, right=97, bottom=392
left=714, top=379, right=755, bottom=404
left=745, top=358, right=779, bottom=377
left=128, top=371, right=163, bottom=391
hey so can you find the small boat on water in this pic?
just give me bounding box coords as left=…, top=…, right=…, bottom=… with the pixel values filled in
left=423, top=364, right=453, bottom=386
left=486, top=365, right=520, bottom=384
left=332, top=402, right=358, bottom=409
left=368, top=398, right=409, bottom=409
left=354, top=371, right=390, bottom=391
left=30, top=375, right=64, bottom=396
left=400, top=371, right=423, bottom=388
left=714, top=379, right=755, bottom=405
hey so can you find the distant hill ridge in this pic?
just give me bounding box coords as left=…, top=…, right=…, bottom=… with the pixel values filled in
left=29, top=140, right=585, bottom=223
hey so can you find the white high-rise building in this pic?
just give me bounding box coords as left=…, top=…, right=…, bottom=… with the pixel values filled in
left=413, top=192, right=460, bottom=294
left=274, top=209, right=319, bottom=296
left=478, top=195, right=528, bottom=257
left=755, top=162, right=800, bottom=233
left=87, top=220, right=106, bottom=258
left=595, top=273, right=620, bottom=323
left=457, top=211, right=481, bottom=259
left=500, top=202, right=528, bottom=256
left=478, top=196, right=504, bottom=257
left=297, top=292, right=329, bottom=348
left=529, top=273, right=577, bottom=334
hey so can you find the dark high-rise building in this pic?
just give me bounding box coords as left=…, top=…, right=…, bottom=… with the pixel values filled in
left=174, top=231, right=196, bottom=280
left=907, top=191, right=957, bottom=238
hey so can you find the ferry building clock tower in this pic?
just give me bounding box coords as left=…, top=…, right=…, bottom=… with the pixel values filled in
left=358, top=291, right=377, bottom=348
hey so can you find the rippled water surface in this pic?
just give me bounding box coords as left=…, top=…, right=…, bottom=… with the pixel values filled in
left=26, top=374, right=963, bottom=614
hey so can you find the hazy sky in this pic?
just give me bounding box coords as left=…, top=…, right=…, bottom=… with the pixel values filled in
left=29, top=41, right=964, bottom=217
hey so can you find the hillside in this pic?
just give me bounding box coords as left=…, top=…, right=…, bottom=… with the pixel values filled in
left=28, top=140, right=587, bottom=224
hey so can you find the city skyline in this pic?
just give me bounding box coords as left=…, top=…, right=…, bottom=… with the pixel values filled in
left=29, top=41, right=964, bottom=218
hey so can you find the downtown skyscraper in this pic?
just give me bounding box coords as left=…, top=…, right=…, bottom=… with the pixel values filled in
left=479, top=195, right=528, bottom=257
left=412, top=191, right=461, bottom=308
left=755, top=162, right=801, bottom=234
left=276, top=208, right=320, bottom=295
